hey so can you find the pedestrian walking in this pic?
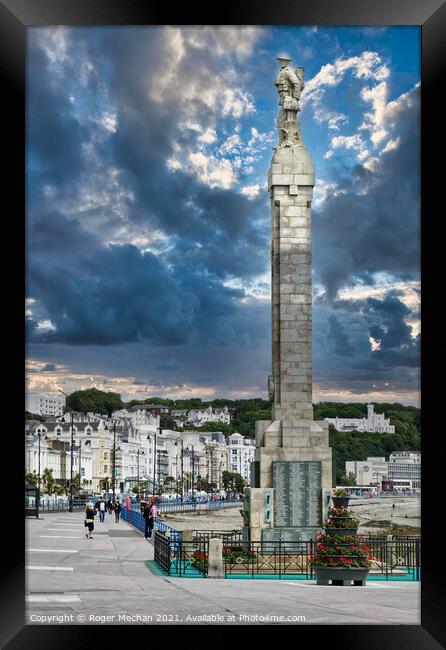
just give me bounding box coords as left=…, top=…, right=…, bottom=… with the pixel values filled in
left=84, top=502, right=96, bottom=539
left=114, top=500, right=121, bottom=523
left=106, top=498, right=113, bottom=515
left=143, top=498, right=158, bottom=539
left=98, top=498, right=106, bottom=522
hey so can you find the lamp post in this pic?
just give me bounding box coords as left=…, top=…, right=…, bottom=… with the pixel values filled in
left=209, top=445, right=214, bottom=492
left=147, top=431, right=162, bottom=495
left=78, top=436, right=82, bottom=493
left=147, top=433, right=156, bottom=494
left=218, top=460, right=223, bottom=492
left=192, top=446, right=195, bottom=499
left=104, top=421, right=118, bottom=503
left=36, top=430, right=47, bottom=516
left=135, top=449, right=145, bottom=501
left=186, top=445, right=195, bottom=499
left=58, top=389, right=74, bottom=512
left=37, top=431, right=42, bottom=498
left=174, top=438, right=184, bottom=499
left=112, top=421, right=116, bottom=503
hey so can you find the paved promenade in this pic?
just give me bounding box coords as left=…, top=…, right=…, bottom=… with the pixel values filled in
left=26, top=511, right=420, bottom=625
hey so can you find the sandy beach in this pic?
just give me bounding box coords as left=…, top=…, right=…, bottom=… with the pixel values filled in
left=157, top=496, right=421, bottom=535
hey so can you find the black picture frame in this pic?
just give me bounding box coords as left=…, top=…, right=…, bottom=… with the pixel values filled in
left=2, top=0, right=443, bottom=646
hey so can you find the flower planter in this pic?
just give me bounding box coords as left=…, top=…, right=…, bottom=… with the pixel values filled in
left=314, top=555, right=366, bottom=560
left=324, top=527, right=358, bottom=537
left=331, top=496, right=350, bottom=508
left=329, top=515, right=356, bottom=523
left=313, top=566, right=369, bottom=586
left=223, top=554, right=256, bottom=564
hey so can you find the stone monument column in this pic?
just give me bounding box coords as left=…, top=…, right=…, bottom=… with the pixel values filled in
left=244, top=57, right=332, bottom=544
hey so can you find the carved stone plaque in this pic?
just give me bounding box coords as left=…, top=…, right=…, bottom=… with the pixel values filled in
left=272, top=461, right=322, bottom=527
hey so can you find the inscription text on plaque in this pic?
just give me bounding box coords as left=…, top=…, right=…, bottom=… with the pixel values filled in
left=272, top=461, right=322, bottom=527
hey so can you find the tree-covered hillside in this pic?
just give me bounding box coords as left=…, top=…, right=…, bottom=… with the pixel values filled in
left=49, top=389, right=420, bottom=485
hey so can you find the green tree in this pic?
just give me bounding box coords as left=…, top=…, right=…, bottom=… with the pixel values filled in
left=99, top=476, right=110, bottom=492
left=25, top=471, right=39, bottom=486
left=328, top=404, right=421, bottom=485
left=66, top=388, right=125, bottom=416
left=172, top=398, right=205, bottom=410
left=126, top=397, right=174, bottom=408
left=163, top=476, right=176, bottom=492
left=25, top=411, right=45, bottom=422
left=222, top=471, right=246, bottom=493
left=196, top=475, right=212, bottom=492
left=182, top=421, right=234, bottom=436
left=160, top=414, right=178, bottom=430
left=339, top=471, right=357, bottom=486
left=71, top=473, right=81, bottom=495
left=42, top=468, right=56, bottom=494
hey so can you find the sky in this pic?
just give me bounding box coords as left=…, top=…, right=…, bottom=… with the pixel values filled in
left=25, top=25, right=421, bottom=406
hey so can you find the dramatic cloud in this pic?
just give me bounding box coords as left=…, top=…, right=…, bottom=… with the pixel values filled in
left=327, top=316, right=355, bottom=356
left=313, top=83, right=420, bottom=302
left=26, top=26, right=420, bottom=403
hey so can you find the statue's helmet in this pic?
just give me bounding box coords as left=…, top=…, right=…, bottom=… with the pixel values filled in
left=277, top=56, right=292, bottom=66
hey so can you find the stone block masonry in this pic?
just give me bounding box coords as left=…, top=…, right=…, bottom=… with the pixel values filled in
left=270, top=144, right=315, bottom=425
left=245, top=59, right=332, bottom=543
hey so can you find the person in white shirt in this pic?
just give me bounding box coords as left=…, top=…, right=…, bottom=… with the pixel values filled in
left=98, top=498, right=106, bottom=523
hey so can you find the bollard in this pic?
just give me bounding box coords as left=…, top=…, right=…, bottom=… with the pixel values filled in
left=386, top=535, right=394, bottom=571
left=207, top=538, right=224, bottom=579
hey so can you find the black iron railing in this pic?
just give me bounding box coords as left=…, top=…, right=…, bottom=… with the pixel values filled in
left=192, top=530, right=244, bottom=544
left=154, top=530, right=209, bottom=576
left=366, top=537, right=421, bottom=580
left=223, top=541, right=315, bottom=579
left=154, top=531, right=172, bottom=573
left=153, top=532, right=421, bottom=581
left=172, top=539, right=209, bottom=577
left=37, top=499, right=87, bottom=511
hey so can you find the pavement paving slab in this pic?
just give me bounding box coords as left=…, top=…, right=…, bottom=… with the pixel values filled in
left=25, top=511, right=421, bottom=625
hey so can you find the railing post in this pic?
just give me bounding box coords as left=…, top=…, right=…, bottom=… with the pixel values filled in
left=415, top=538, right=420, bottom=581
left=278, top=540, right=282, bottom=579
left=207, top=538, right=223, bottom=579
left=385, top=536, right=393, bottom=579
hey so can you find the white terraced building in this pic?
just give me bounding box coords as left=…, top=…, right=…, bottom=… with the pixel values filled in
left=112, top=407, right=160, bottom=430
left=325, top=404, right=395, bottom=433
left=25, top=435, right=94, bottom=486
left=388, top=451, right=421, bottom=489
left=26, top=410, right=160, bottom=493
left=187, top=406, right=231, bottom=426
left=26, top=392, right=66, bottom=417
left=345, top=456, right=389, bottom=486
left=226, top=433, right=256, bottom=483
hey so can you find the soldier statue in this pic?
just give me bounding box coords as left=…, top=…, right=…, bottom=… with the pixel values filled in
left=274, top=56, right=304, bottom=147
